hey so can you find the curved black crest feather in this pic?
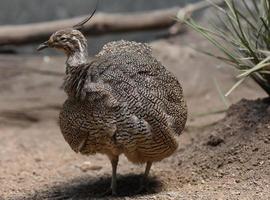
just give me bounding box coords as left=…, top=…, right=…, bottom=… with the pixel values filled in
left=73, top=1, right=98, bottom=30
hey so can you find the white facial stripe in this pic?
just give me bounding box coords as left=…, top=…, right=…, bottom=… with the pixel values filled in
left=72, top=36, right=84, bottom=52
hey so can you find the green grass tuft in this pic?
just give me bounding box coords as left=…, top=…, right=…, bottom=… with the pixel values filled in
left=181, top=0, right=270, bottom=96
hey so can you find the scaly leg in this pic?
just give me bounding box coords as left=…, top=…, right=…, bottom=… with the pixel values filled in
left=144, top=161, right=152, bottom=180
left=110, top=157, right=119, bottom=195
left=99, top=156, right=119, bottom=197
left=135, top=161, right=152, bottom=194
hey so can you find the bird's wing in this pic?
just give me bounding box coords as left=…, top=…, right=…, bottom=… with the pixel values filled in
left=84, top=41, right=187, bottom=136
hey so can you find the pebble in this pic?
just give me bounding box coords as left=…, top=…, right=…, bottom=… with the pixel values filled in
left=235, top=179, right=241, bottom=183
left=43, top=56, right=50, bottom=63
left=79, top=161, right=102, bottom=172
left=34, top=157, right=42, bottom=162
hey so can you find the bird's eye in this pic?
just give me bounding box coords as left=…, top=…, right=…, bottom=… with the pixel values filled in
left=60, top=37, right=67, bottom=42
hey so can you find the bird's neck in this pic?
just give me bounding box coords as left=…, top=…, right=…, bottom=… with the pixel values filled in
left=63, top=49, right=89, bottom=98
left=66, top=49, right=88, bottom=72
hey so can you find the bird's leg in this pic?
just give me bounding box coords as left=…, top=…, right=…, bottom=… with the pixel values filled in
left=135, top=161, right=152, bottom=194
left=144, top=161, right=152, bottom=180
left=110, top=156, right=119, bottom=195
left=99, top=156, right=119, bottom=197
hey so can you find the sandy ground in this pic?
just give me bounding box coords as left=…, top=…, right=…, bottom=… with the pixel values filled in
left=0, top=32, right=269, bottom=200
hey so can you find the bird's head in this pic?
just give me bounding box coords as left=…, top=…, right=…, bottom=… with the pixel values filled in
left=37, top=6, right=96, bottom=56
left=37, top=29, right=87, bottom=55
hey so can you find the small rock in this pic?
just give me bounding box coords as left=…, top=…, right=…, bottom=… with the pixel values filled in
left=178, top=160, right=182, bottom=166
left=90, top=165, right=102, bottom=171
left=206, top=134, right=224, bottom=147
left=43, top=56, right=50, bottom=63
left=79, top=161, right=102, bottom=172
left=235, top=179, right=241, bottom=183
left=252, top=162, right=259, bottom=166
left=79, top=161, right=92, bottom=172
left=34, top=157, right=42, bottom=162
left=259, top=161, right=264, bottom=166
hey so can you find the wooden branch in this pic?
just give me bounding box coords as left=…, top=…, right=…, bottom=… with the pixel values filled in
left=0, top=8, right=178, bottom=46
left=0, top=0, right=224, bottom=46
left=176, top=0, right=224, bottom=20
left=170, top=0, right=225, bottom=34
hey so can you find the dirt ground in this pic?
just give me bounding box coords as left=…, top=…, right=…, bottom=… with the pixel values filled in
left=0, top=32, right=269, bottom=200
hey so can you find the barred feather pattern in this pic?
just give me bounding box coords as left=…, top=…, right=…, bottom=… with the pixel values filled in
left=60, top=40, right=187, bottom=163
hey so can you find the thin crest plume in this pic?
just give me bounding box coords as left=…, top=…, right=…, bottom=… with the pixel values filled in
left=72, top=1, right=98, bottom=30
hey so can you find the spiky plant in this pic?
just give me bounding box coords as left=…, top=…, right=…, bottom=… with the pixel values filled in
left=181, top=0, right=270, bottom=96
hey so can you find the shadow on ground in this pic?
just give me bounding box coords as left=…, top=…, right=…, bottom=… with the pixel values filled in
left=20, top=174, right=162, bottom=199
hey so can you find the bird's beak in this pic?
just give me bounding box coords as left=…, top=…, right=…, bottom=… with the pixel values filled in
left=37, top=41, right=49, bottom=51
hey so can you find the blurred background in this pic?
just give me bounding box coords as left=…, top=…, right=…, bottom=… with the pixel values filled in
left=0, top=0, right=199, bottom=54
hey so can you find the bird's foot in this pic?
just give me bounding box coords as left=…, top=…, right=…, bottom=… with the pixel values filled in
left=98, top=188, right=117, bottom=197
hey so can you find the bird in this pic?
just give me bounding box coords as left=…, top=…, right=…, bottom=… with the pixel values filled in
left=37, top=9, right=187, bottom=196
